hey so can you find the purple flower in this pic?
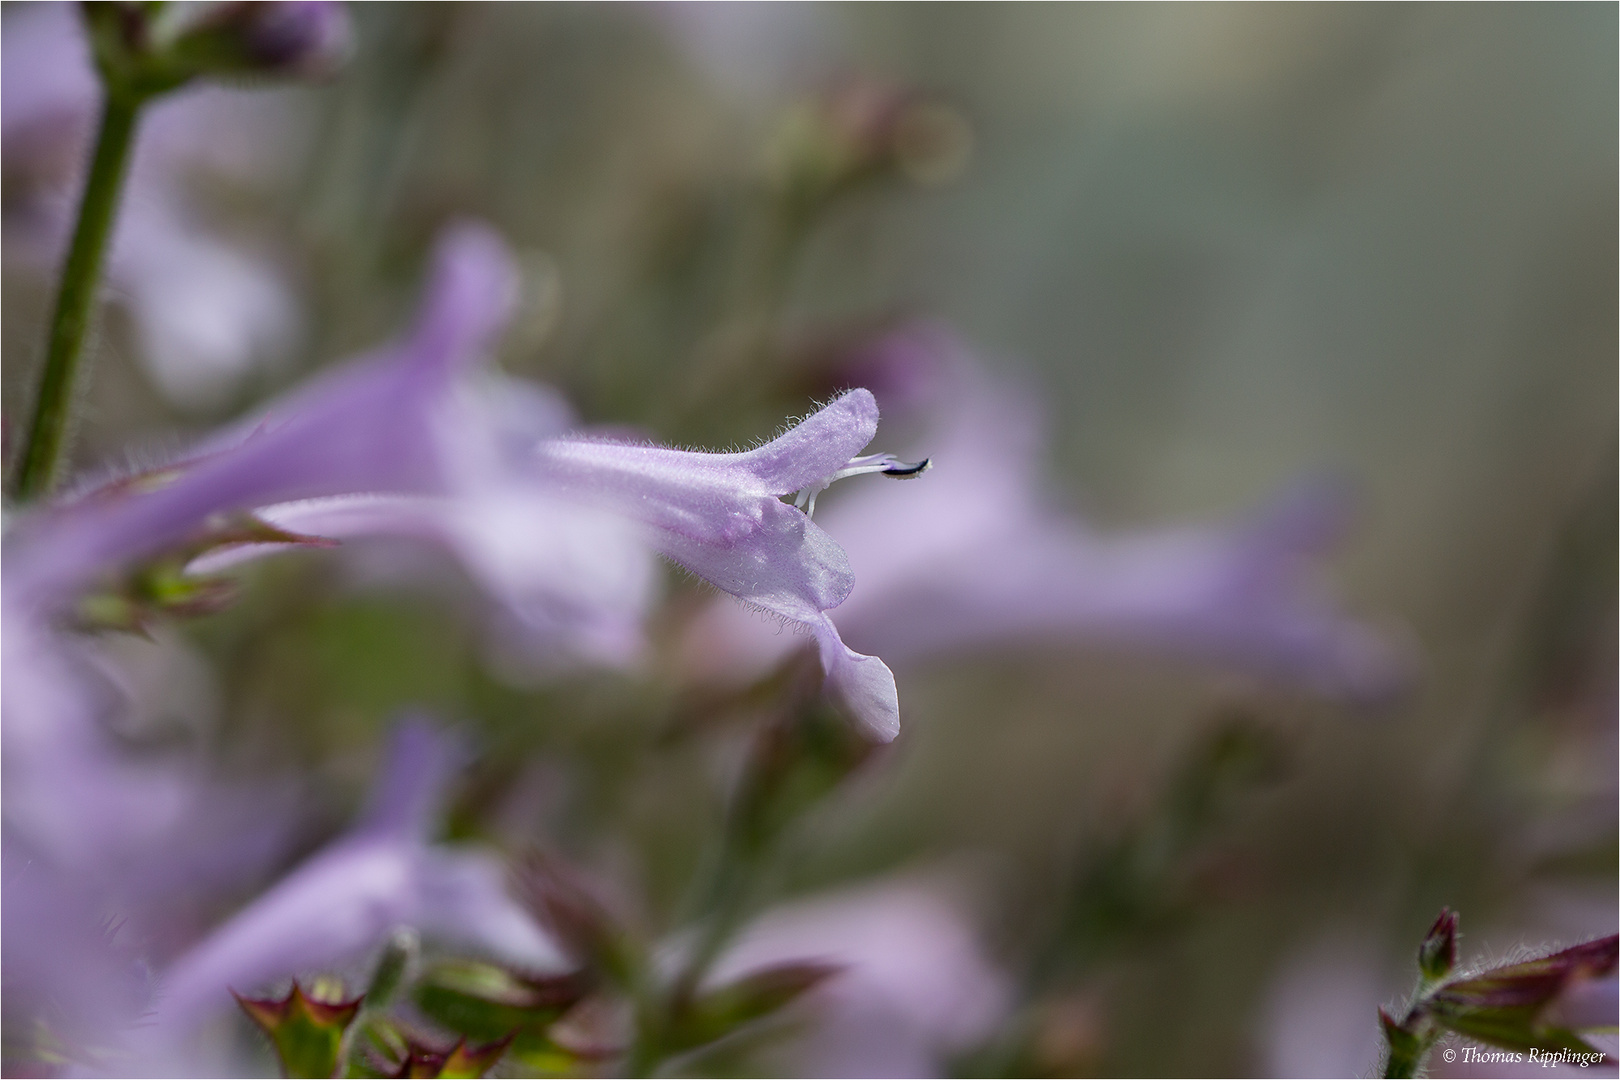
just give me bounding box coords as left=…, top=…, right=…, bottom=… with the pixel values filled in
left=150, top=719, right=565, bottom=1044
left=208, top=483, right=659, bottom=669
left=690, top=324, right=1411, bottom=706
left=5, top=220, right=517, bottom=611
left=191, top=1, right=353, bottom=80
left=2, top=224, right=517, bottom=886
left=533, top=390, right=919, bottom=740
left=2, top=603, right=291, bottom=894
left=708, top=879, right=1010, bottom=1078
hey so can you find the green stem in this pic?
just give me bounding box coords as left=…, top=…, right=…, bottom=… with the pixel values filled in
left=11, top=90, right=144, bottom=501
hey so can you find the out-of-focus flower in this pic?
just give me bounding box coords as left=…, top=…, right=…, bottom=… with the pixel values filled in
left=232, top=488, right=658, bottom=668
left=1, top=844, right=154, bottom=1070
left=707, top=879, right=1011, bottom=1078
left=164, top=1, right=353, bottom=82
left=690, top=323, right=1411, bottom=707
left=4, top=221, right=517, bottom=610
left=1, top=2, right=308, bottom=409
left=0, top=223, right=611, bottom=1074
left=192, top=372, right=659, bottom=669
left=1, top=601, right=292, bottom=900
left=0, top=225, right=518, bottom=925
left=1, top=601, right=303, bottom=1074
left=150, top=719, right=566, bottom=1044
left=1259, top=932, right=1392, bottom=1078
left=6, top=223, right=652, bottom=676
left=534, top=389, right=921, bottom=741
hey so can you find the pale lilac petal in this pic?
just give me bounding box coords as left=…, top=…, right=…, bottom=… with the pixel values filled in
left=813, top=618, right=901, bottom=742
left=710, top=880, right=1010, bottom=1078
left=0, top=4, right=94, bottom=144
left=192, top=487, right=658, bottom=668
left=153, top=719, right=564, bottom=1035
left=5, top=222, right=518, bottom=609
left=734, top=389, right=882, bottom=495
left=2, top=845, right=154, bottom=1056
left=658, top=497, right=854, bottom=619
left=530, top=390, right=876, bottom=612
left=115, top=205, right=301, bottom=410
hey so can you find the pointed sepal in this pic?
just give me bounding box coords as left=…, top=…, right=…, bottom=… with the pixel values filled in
left=673, top=960, right=842, bottom=1051
left=412, top=960, right=590, bottom=1045
left=235, top=980, right=363, bottom=1079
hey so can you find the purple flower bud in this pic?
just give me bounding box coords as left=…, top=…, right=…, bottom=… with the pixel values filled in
left=173, top=1, right=353, bottom=81
left=230, top=1, right=352, bottom=78
left=1418, top=908, right=1459, bottom=982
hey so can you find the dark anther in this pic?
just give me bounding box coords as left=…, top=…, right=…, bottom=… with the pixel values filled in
left=881, top=458, right=931, bottom=478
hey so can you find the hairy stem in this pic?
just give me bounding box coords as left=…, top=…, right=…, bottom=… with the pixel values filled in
left=11, top=91, right=143, bottom=500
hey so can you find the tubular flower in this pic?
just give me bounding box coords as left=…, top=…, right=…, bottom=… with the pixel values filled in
left=534, top=390, right=924, bottom=741
left=690, top=324, right=1410, bottom=707
left=144, top=719, right=564, bottom=1066
left=3, top=221, right=517, bottom=613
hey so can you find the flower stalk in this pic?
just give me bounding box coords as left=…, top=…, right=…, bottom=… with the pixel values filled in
left=10, top=89, right=143, bottom=501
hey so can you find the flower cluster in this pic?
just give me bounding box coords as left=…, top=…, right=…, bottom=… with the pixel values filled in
left=1, top=7, right=1452, bottom=1079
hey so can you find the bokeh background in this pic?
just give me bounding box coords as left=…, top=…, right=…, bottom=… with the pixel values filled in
left=4, top=4, right=1615, bottom=1076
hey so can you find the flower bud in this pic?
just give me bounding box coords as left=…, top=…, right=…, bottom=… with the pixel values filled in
left=363, top=928, right=419, bottom=1011
left=1425, top=935, right=1617, bottom=1055
left=170, top=2, right=353, bottom=81
left=80, top=2, right=353, bottom=102
left=1418, top=908, right=1459, bottom=983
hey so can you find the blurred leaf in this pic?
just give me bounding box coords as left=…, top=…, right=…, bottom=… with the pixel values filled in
left=669, top=961, right=840, bottom=1052
left=1053, top=712, right=1288, bottom=972
left=728, top=683, right=883, bottom=858
left=413, top=960, right=590, bottom=1045
left=516, top=853, right=638, bottom=987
